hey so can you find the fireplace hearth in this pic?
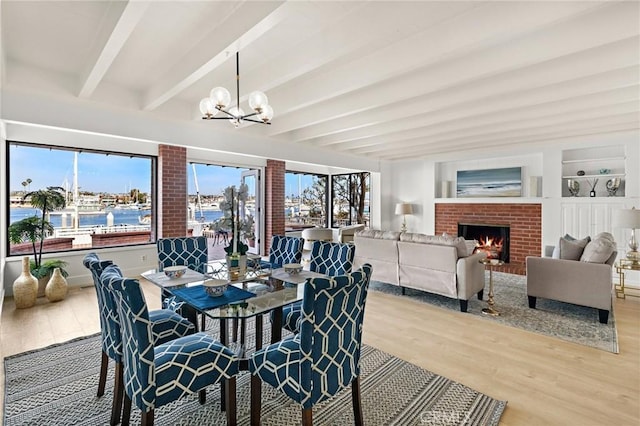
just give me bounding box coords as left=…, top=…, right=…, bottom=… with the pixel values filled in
left=459, top=223, right=510, bottom=263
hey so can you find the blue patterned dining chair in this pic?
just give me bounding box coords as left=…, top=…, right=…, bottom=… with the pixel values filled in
left=101, top=265, right=239, bottom=426
left=157, top=236, right=208, bottom=327
left=261, top=235, right=304, bottom=269
left=250, top=264, right=372, bottom=426
left=82, top=253, right=196, bottom=426
left=280, top=241, right=356, bottom=333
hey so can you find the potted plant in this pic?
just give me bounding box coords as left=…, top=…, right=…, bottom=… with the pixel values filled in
left=8, top=186, right=68, bottom=295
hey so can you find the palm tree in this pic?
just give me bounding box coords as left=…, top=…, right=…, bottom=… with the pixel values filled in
left=22, top=186, right=66, bottom=267
left=26, top=178, right=32, bottom=192
left=8, top=216, right=54, bottom=269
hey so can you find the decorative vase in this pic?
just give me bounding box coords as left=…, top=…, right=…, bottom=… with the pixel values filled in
left=45, top=268, right=68, bottom=302
left=13, top=256, right=38, bottom=309
left=226, top=254, right=247, bottom=281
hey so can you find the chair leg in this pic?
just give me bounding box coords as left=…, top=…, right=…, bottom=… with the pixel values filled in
left=199, top=389, right=206, bottom=405
left=598, top=309, right=609, bottom=324
left=122, top=393, right=132, bottom=426
left=232, top=318, right=238, bottom=342
left=111, top=361, right=124, bottom=426
left=201, top=313, right=206, bottom=332
left=141, top=409, right=154, bottom=426
left=351, top=377, right=364, bottom=426
left=250, top=375, right=262, bottom=426
left=226, top=377, right=237, bottom=426
left=302, top=408, right=313, bottom=426
left=97, top=350, right=108, bottom=397
left=528, top=296, right=537, bottom=309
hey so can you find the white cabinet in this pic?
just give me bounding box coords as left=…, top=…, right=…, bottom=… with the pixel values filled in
left=561, top=200, right=625, bottom=249
left=561, top=146, right=626, bottom=198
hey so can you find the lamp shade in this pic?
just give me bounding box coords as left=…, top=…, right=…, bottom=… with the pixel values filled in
left=613, top=207, right=640, bottom=229
left=395, top=203, right=413, bottom=215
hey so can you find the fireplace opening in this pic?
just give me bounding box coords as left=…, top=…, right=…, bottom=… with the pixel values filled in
left=458, top=223, right=510, bottom=263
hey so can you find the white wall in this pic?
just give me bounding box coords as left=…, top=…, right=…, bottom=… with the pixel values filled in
left=386, top=130, right=640, bottom=286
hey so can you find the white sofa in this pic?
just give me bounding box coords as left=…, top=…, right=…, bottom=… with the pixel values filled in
left=353, top=230, right=486, bottom=312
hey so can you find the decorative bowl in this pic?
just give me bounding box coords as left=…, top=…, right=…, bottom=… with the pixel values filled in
left=599, top=168, right=611, bottom=175
left=283, top=263, right=303, bottom=275
left=203, top=279, right=228, bottom=297
left=164, top=265, right=187, bottom=279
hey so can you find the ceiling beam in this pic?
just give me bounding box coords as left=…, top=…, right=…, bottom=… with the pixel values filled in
left=78, top=0, right=150, bottom=99
left=142, top=1, right=287, bottom=111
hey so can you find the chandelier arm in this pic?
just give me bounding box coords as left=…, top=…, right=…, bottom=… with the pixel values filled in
left=242, top=118, right=271, bottom=125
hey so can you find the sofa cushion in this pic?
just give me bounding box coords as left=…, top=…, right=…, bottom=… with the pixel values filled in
left=581, top=234, right=616, bottom=264
left=400, top=233, right=469, bottom=258
left=356, top=229, right=400, bottom=240
left=559, top=235, right=590, bottom=260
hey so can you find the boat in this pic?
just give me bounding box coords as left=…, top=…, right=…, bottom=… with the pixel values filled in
left=138, top=214, right=152, bottom=225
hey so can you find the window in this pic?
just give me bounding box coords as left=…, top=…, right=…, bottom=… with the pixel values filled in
left=331, top=172, right=370, bottom=228
left=7, top=142, right=155, bottom=255
left=285, top=171, right=328, bottom=228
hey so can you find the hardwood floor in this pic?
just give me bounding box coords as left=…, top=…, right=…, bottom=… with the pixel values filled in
left=1, top=279, right=639, bottom=425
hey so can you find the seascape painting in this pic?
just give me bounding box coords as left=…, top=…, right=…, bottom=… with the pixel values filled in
left=456, top=167, right=522, bottom=198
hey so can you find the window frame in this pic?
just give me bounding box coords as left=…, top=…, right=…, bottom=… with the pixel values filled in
left=285, top=170, right=329, bottom=228
left=330, top=172, right=370, bottom=228
left=6, top=140, right=158, bottom=256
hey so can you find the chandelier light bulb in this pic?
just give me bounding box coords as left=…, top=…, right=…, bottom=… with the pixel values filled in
left=228, top=106, right=245, bottom=127
left=210, top=87, right=231, bottom=109
left=258, top=104, right=274, bottom=123
left=248, top=91, right=268, bottom=113
left=199, top=97, right=217, bottom=117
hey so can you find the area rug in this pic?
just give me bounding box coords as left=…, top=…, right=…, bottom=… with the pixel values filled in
left=4, top=327, right=506, bottom=425
left=371, top=271, right=618, bottom=353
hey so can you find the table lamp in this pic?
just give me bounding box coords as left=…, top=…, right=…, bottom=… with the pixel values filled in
left=614, top=206, right=640, bottom=266
left=395, top=203, right=413, bottom=233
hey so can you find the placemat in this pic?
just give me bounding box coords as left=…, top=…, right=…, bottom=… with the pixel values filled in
left=171, top=285, right=256, bottom=311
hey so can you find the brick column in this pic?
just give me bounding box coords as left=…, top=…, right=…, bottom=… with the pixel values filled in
left=265, top=159, right=285, bottom=253
left=158, top=145, right=187, bottom=238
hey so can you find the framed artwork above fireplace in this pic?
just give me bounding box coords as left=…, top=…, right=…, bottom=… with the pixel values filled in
left=456, top=167, right=522, bottom=198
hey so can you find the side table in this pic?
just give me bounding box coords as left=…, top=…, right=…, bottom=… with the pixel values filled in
left=480, top=258, right=505, bottom=316
left=615, top=260, right=640, bottom=299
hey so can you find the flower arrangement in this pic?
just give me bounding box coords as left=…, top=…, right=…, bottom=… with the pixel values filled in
left=220, top=183, right=254, bottom=256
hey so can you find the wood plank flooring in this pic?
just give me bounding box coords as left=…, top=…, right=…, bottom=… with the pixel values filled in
left=1, top=280, right=638, bottom=425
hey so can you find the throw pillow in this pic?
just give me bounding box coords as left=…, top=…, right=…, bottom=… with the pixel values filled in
left=581, top=236, right=616, bottom=264
left=559, top=236, right=590, bottom=260
left=465, top=239, right=478, bottom=256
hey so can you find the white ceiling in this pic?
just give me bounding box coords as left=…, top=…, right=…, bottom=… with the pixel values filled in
left=1, top=1, right=639, bottom=161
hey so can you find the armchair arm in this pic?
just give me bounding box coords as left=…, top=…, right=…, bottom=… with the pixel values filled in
left=456, top=252, right=487, bottom=299
left=526, top=256, right=613, bottom=311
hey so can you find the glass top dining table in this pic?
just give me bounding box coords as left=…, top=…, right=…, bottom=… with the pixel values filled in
left=142, top=258, right=326, bottom=410
left=141, top=258, right=325, bottom=322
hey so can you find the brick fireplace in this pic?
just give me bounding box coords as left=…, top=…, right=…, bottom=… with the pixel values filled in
left=435, top=203, right=542, bottom=275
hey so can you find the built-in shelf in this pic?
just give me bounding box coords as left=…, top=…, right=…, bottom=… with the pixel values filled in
left=562, top=173, right=625, bottom=179
left=562, top=146, right=626, bottom=198
left=561, top=156, right=625, bottom=164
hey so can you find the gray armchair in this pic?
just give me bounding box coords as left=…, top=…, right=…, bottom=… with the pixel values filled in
left=526, top=246, right=616, bottom=324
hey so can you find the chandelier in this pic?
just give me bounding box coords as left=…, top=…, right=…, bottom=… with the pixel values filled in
left=199, top=51, right=273, bottom=127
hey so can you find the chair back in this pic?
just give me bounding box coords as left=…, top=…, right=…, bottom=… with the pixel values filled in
left=82, top=253, right=123, bottom=361
left=301, top=227, right=333, bottom=251
left=309, top=241, right=355, bottom=276
left=101, top=265, right=157, bottom=412
left=298, top=263, right=372, bottom=408
left=269, top=235, right=304, bottom=268
left=157, top=236, right=208, bottom=273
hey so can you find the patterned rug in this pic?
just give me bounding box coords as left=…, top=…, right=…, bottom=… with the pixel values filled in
left=371, top=271, right=618, bottom=353
left=4, top=322, right=506, bottom=425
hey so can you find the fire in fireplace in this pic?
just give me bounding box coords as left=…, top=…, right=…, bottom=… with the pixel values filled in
left=458, top=223, right=510, bottom=263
